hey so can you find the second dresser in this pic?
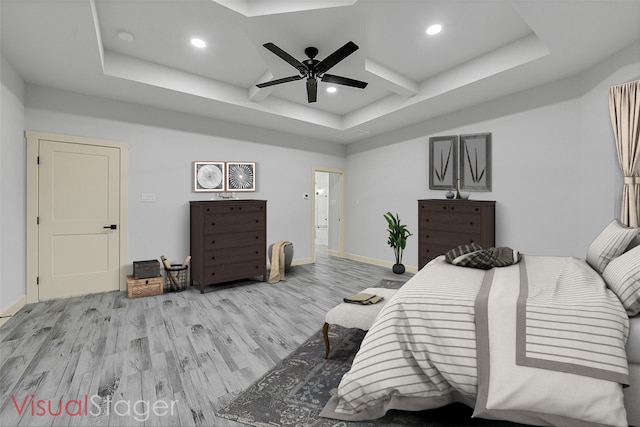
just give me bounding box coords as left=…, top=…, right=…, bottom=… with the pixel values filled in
left=418, top=199, right=495, bottom=269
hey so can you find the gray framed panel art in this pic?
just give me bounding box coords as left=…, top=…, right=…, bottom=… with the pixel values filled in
left=429, top=135, right=458, bottom=190
left=460, top=133, right=491, bottom=191
left=194, top=161, right=225, bottom=192
left=226, top=162, right=256, bottom=192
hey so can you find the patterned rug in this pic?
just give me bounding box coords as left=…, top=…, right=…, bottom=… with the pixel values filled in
left=217, top=280, right=529, bottom=427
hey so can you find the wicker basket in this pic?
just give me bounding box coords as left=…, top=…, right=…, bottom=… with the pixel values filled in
left=164, top=264, right=189, bottom=292
left=126, top=275, right=163, bottom=298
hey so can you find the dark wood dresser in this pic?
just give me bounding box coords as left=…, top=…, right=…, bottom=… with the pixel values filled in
left=190, top=200, right=267, bottom=293
left=418, top=199, right=495, bottom=269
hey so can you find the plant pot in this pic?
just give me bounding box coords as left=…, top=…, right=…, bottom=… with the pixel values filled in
left=392, top=264, right=405, bottom=274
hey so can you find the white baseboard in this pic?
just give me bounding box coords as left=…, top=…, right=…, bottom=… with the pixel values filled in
left=0, top=294, right=27, bottom=327
left=342, top=253, right=418, bottom=274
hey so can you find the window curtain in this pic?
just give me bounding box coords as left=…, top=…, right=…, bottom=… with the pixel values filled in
left=609, top=80, right=640, bottom=227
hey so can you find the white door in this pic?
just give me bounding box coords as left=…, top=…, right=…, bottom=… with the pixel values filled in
left=38, top=139, right=121, bottom=300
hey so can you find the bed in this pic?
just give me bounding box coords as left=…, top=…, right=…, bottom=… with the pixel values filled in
left=321, top=220, right=640, bottom=426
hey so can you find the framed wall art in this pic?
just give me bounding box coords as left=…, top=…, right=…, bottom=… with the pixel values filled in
left=429, top=135, right=458, bottom=190
left=226, top=162, right=256, bottom=192
left=194, top=161, right=225, bottom=192
left=459, top=133, right=491, bottom=191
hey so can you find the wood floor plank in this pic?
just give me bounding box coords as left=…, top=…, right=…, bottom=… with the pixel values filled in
left=0, top=249, right=408, bottom=426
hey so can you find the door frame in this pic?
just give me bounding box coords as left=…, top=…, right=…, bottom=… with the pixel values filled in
left=310, top=166, right=345, bottom=262
left=25, top=131, right=129, bottom=303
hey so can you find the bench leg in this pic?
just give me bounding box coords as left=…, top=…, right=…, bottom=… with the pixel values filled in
left=323, top=322, right=330, bottom=359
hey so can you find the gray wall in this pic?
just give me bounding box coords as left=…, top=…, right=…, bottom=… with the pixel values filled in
left=344, top=43, right=640, bottom=267
left=1, top=41, right=639, bottom=313
left=1, top=55, right=26, bottom=313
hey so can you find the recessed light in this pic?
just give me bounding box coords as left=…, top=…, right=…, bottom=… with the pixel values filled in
left=118, top=31, right=134, bottom=42
left=191, top=38, right=206, bottom=48
left=326, top=86, right=337, bottom=93
left=426, top=24, right=442, bottom=36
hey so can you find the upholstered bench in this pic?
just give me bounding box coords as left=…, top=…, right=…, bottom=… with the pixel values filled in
left=323, top=287, right=397, bottom=359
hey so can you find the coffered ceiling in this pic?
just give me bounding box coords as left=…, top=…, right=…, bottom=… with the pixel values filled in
left=2, top=0, right=639, bottom=143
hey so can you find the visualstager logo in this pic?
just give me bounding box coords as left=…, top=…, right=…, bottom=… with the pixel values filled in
left=11, top=394, right=179, bottom=422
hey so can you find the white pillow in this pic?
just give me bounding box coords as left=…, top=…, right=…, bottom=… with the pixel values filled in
left=602, top=245, right=640, bottom=316
left=586, top=220, right=638, bottom=274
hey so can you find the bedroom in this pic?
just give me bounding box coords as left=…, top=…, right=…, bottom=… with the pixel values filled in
left=1, top=1, right=640, bottom=426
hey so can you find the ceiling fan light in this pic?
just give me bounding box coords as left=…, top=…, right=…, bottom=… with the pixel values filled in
left=326, top=86, right=337, bottom=93
left=191, top=38, right=206, bottom=48
left=426, top=24, right=442, bottom=36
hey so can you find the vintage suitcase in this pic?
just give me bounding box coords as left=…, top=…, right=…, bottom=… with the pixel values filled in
left=133, top=259, right=160, bottom=279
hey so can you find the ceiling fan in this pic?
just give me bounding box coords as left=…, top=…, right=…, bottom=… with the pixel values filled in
left=256, top=41, right=368, bottom=103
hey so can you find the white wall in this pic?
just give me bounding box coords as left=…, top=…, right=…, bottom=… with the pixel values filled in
left=24, top=96, right=347, bottom=267
left=345, top=43, right=640, bottom=269
left=0, top=54, right=26, bottom=314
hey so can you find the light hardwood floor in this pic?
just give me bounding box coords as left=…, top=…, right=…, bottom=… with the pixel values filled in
left=0, top=249, right=408, bottom=426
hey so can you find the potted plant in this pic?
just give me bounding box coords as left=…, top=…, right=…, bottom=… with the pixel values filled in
left=383, top=212, right=413, bottom=274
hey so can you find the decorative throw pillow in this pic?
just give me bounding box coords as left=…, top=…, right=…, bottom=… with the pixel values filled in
left=602, top=245, right=640, bottom=316
left=586, top=220, right=638, bottom=274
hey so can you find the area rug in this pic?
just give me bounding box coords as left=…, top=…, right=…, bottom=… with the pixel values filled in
left=217, top=280, right=530, bottom=427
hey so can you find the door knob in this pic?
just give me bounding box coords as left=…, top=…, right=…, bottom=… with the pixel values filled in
left=103, top=224, right=117, bottom=230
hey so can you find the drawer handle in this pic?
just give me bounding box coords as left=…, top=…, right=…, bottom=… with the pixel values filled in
left=426, top=234, right=430, bottom=238
left=470, top=239, right=474, bottom=243
left=470, top=222, right=474, bottom=225
left=255, top=219, right=259, bottom=223
left=450, top=207, right=455, bottom=210
left=211, top=256, right=215, bottom=260
left=442, top=206, right=447, bottom=210
left=255, top=236, right=259, bottom=239
left=238, top=207, right=242, bottom=210
left=211, top=222, right=216, bottom=226
left=211, top=272, right=216, bottom=276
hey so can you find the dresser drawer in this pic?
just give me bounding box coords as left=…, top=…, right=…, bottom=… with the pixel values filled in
left=420, top=210, right=482, bottom=233
left=202, top=202, right=265, bottom=214
left=419, top=243, right=456, bottom=262
left=204, top=260, right=266, bottom=284
left=203, top=231, right=265, bottom=249
left=204, top=212, right=265, bottom=233
left=420, top=229, right=482, bottom=246
left=420, top=200, right=486, bottom=215
left=204, top=246, right=265, bottom=266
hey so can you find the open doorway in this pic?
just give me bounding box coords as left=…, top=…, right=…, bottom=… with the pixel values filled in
left=312, top=167, right=345, bottom=262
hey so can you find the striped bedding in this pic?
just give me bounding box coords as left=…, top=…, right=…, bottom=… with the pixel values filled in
left=321, top=255, right=630, bottom=426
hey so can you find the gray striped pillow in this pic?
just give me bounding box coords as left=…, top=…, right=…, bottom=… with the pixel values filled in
left=602, top=245, right=640, bottom=316
left=586, top=220, right=638, bottom=274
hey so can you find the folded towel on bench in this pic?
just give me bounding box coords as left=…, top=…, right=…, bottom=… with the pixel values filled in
left=343, top=293, right=384, bottom=305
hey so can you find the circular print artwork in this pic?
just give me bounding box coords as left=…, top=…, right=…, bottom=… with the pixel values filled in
left=228, top=163, right=254, bottom=190
left=197, top=164, right=223, bottom=190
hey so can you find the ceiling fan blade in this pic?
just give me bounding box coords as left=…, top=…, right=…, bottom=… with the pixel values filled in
left=316, top=41, right=359, bottom=74
left=256, top=75, right=303, bottom=88
left=263, top=42, right=307, bottom=74
left=321, top=74, right=368, bottom=89
left=306, top=79, right=317, bottom=103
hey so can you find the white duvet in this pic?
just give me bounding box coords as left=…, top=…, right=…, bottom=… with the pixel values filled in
left=321, top=255, right=629, bottom=427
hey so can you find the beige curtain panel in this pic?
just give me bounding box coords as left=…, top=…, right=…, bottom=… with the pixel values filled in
left=609, top=80, right=640, bottom=227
